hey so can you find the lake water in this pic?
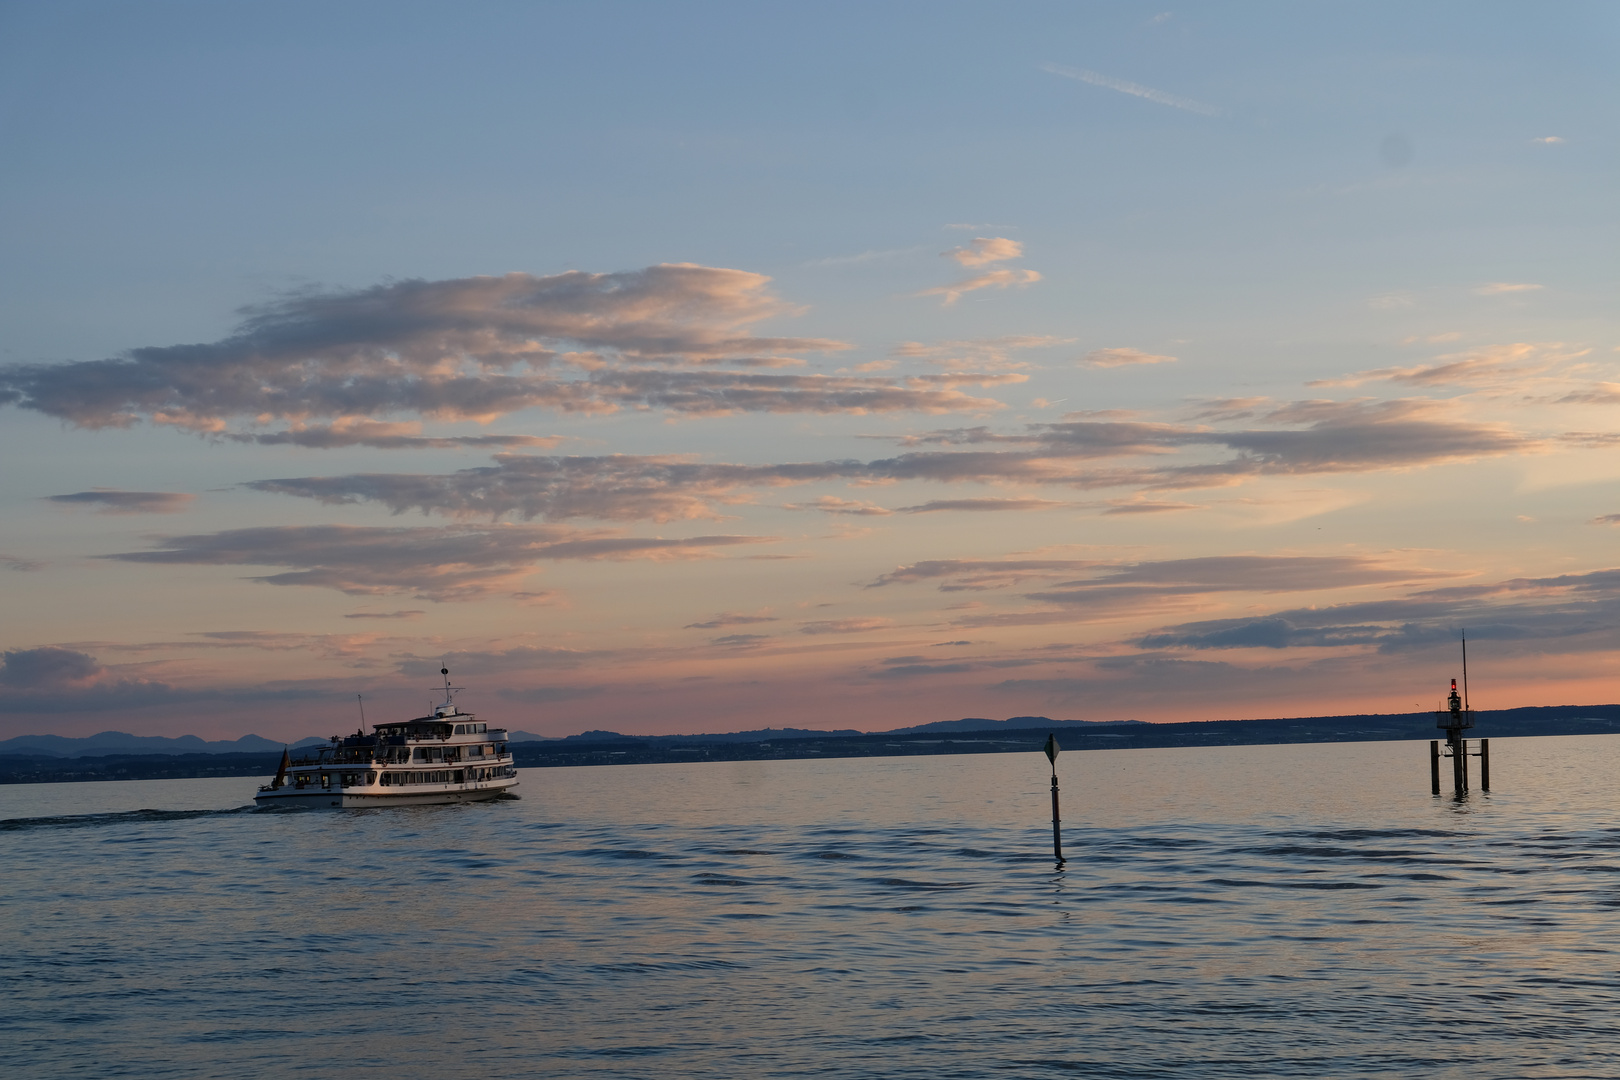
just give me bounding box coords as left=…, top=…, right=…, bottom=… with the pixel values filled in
left=4, top=736, right=1620, bottom=1078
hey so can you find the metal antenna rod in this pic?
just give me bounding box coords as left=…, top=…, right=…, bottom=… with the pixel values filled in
left=357, top=694, right=366, bottom=726
left=1461, top=629, right=1469, bottom=710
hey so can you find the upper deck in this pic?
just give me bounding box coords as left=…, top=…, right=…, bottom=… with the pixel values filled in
left=291, top=702, right=510, bottom=766
left=371, top=703, right=507, bottom=743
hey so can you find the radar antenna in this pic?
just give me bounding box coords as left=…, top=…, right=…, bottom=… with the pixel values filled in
left=437, top=663, right=464, bottom=707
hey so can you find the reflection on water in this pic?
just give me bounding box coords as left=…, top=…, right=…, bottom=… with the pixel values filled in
left=3, top=737, right=1620, bottom=1078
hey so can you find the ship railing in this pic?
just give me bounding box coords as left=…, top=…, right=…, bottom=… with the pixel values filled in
left=290, top=744, right=509, bottom=767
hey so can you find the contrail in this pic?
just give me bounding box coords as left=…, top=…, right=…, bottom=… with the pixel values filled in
left=1041, top=62, right=1225, bottom=117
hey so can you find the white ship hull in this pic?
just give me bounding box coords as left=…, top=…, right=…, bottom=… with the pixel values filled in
left=255, top=775, right=518, bottom=808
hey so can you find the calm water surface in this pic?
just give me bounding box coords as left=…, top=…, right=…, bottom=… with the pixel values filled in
left=4, top=737, right=1620, bottom=1078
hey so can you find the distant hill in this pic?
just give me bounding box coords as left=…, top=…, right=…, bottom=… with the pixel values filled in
left=6, top=706, right=1620, bottom=784
left=0, top=731, right=327, bottom=758
left=0, top=718, right=1141, bottom=757
left=9, top=706, right=1619, bottom=774
left=560, top=726, right=864, bottom=744
left=886, top=716, right=1150, bottom=734
left=500, top=705, right=1620, bottom=771
left=550, top=718, right=1136, bottom=742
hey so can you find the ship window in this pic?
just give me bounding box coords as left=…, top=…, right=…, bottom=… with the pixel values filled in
left=454, top=725, right=464, bottom=734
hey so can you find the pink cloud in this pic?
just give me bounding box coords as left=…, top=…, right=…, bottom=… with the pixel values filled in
left=0, top=265, right=1046, bottom=437
left=1080, top=348, right=1177, bottom=369
left=916, top=268, right=1042, bottom=307
left=945, top=237, right=1024, bottom=267
left=46, top=489, right=195, bottom=514
left=104, top=524, right=779, bottom=601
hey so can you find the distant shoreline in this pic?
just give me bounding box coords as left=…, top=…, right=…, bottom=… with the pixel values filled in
left=3, top=704, right=1617, bottom=785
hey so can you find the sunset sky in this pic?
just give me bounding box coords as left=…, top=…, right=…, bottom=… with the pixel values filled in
left=3, top=2, right=1618, bottom=741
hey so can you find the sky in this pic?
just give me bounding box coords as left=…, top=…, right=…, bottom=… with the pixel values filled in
left=2, top=1, right=1618, bottom=741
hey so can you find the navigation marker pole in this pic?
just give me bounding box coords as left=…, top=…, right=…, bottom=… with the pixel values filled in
left=1431, top=630, right=1481, bottom=797
left=1044, top=734, right=1065, bottom=866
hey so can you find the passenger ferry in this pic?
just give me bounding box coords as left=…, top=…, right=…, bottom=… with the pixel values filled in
left=254, top=669, right=518, bottom=807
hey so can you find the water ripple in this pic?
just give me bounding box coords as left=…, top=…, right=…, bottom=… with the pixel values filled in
left=7, top=740, right=1620, bottom=1078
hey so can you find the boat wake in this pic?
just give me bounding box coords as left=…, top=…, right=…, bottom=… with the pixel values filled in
left=0, top=804, right=289, bottom=833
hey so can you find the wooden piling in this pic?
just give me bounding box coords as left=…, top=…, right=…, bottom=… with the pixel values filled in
left=1479, top=738, right=1490, bottom=791
left=1429, top=740, right=1440, bottom=795
left=1451, top=733, right=1467, bottom=794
